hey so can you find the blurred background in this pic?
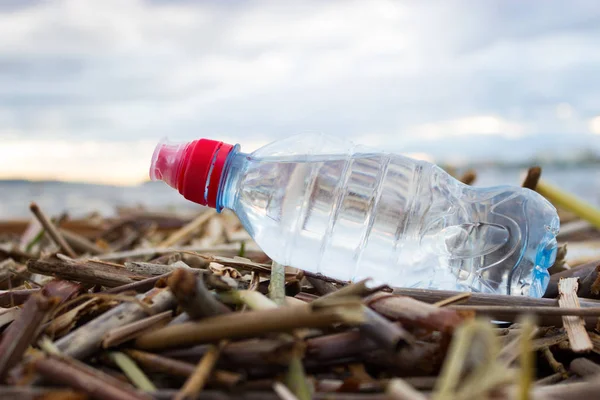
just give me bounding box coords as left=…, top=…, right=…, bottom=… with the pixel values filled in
left=1, top=0, right=600, bottom=219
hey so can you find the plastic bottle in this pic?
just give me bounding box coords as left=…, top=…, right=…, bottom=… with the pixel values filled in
left=149, top=133, right=559, bottom=297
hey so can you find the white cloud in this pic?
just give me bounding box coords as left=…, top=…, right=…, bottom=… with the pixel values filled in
left=556, top=103, right=574, bottom=120
left=0, top=135, right=272, bottom=185
left=408, top=115, right=528, bottom=140
left=1, top=0, right=600, bottom=183
left=590, top=116, right=600, bottom=135
left=0, top=139, right=157, bottom=185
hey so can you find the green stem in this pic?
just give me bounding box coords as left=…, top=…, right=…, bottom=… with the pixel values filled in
left=108, top=351, right=156, bottom=392
left=218, top=290, right=278, bottom=310
left=268, top=261, right=286, bottom=306
left=284, top=352, right=313, bottom=400
left=537, top=180, right=600, bottom=229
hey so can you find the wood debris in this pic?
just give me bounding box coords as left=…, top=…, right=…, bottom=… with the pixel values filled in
left=558, top=278, right=593, bottom=352
left=1, top=173, right=600, bottom=398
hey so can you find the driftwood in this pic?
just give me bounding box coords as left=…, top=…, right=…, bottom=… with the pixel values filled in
left=393, top=287, right=600, bottom=308
left=366, top=292, right=464, bottom=332
left=29, top=202, right=77, bottom=259
left=28, top=258, right=146, bottom=288
left=3, top=179, right=600, bottom=398
left=136, top=301, right=364, bottom=350
left=558, top=278, right=592, bottom=353
left=33, top=354, right=150, bottom=400
left=544, top=260, right=600, bottom=299
left=359, top=306, right=414, bottom=351
left=0, top=280, right=79, bottom=380
left=55, top=288, right=176, bottom=359
left=0, top=289, right=40, bottom=307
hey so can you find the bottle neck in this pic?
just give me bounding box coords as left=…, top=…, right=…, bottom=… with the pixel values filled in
left=216, top=148, right=246, bottom=212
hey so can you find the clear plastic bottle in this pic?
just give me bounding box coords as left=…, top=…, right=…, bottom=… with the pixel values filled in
left=149, top=133, right=559, bottom=297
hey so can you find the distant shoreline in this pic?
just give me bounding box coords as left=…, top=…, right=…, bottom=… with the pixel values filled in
left=2, top=159, right=600, bottom=188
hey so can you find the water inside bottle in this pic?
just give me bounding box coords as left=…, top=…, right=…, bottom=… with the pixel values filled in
left=222, top=147, right=558, bottom=296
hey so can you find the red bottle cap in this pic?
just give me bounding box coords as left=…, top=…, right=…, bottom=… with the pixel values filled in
left=150, top=138, right=235, bottom=208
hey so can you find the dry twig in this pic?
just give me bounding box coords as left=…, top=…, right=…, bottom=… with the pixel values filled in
left=558, top=278, right=592, bottom=353
left=29, top=202, right=77, bottom=258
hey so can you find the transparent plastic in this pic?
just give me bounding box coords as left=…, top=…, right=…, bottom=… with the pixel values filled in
left=149, top=137, right=190, bottom=190
left=214, top=133, right=559, bottom=297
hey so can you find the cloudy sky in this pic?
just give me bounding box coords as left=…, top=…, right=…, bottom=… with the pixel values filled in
left=1, top=0, right=600, bottom=185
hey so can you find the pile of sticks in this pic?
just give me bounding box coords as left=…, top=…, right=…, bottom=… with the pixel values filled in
left=0, top=167, right=599, bottom=399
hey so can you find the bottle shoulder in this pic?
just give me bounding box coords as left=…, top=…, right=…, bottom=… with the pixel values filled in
left=249, top=133, right=354, bottom=160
